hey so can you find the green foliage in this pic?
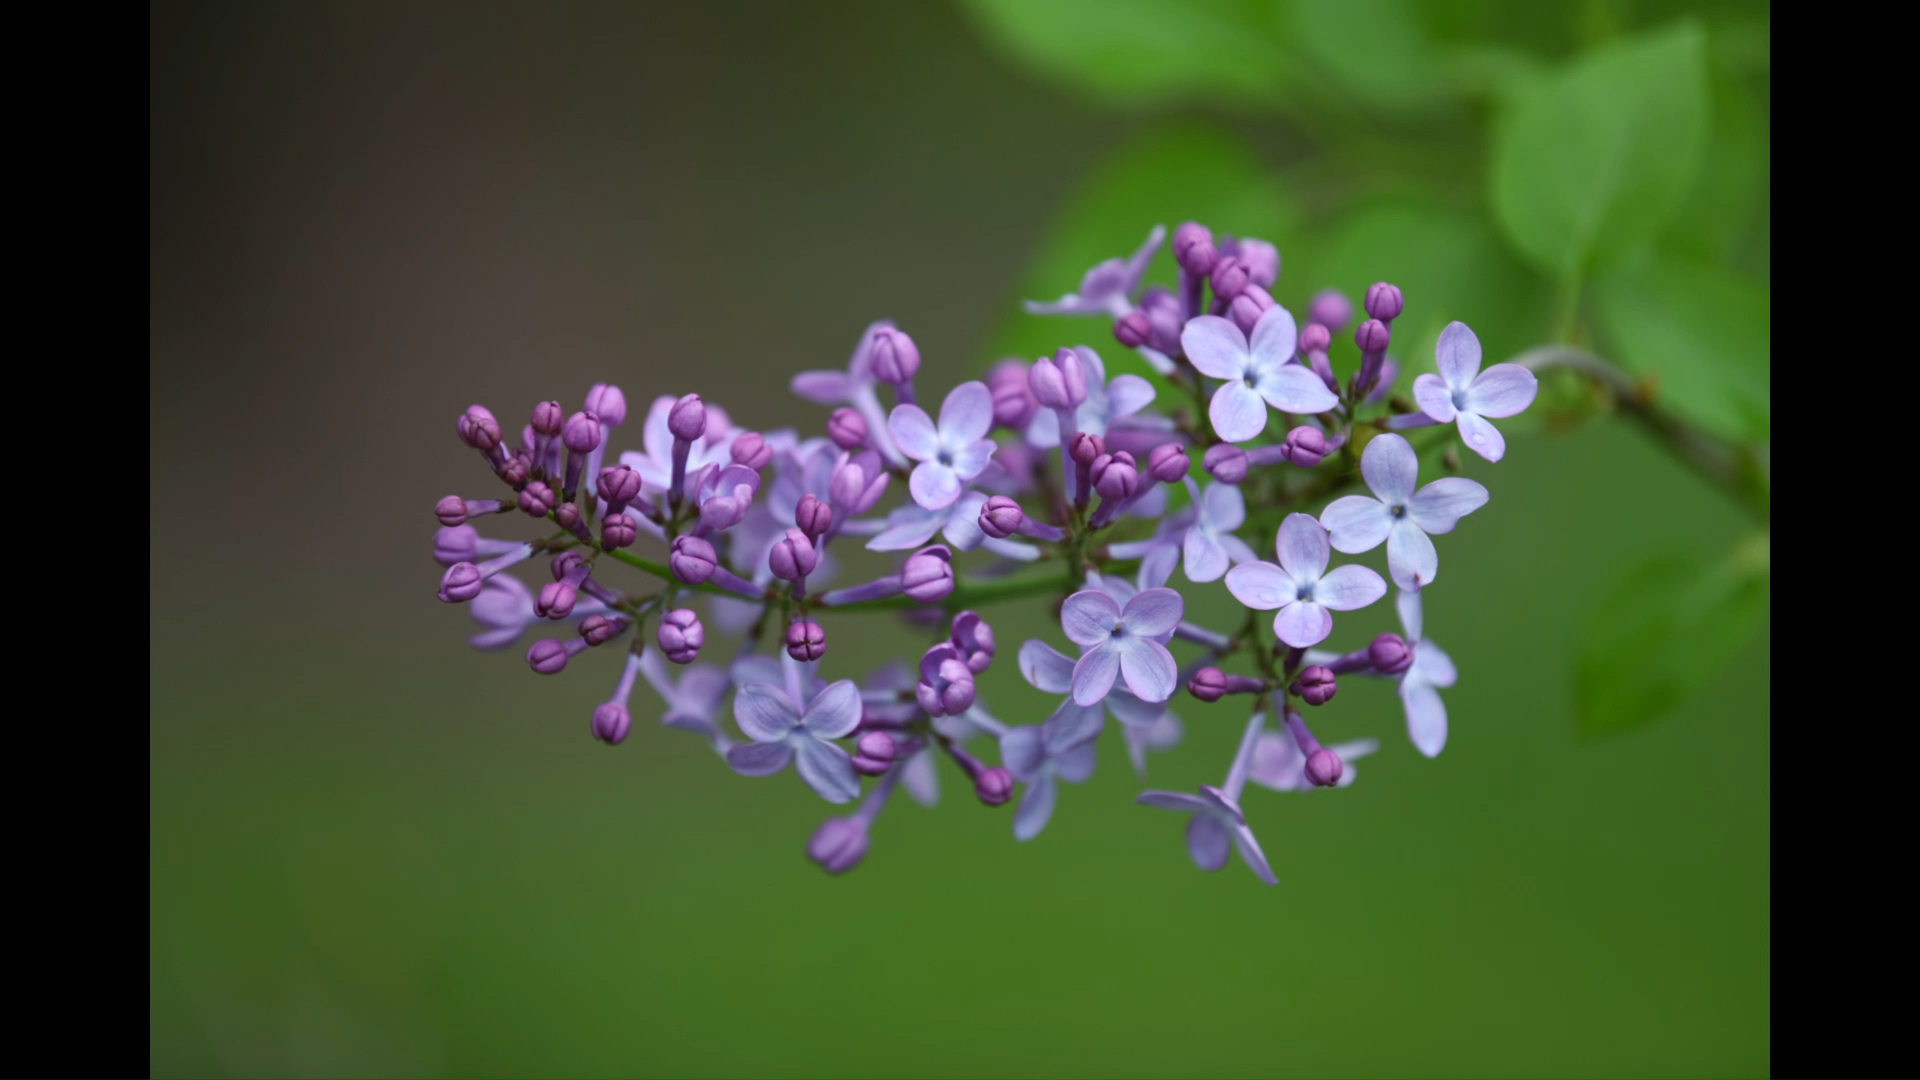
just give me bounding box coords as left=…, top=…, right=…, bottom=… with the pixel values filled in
left=1291, top=0, right=1441, bottom=109
left=1574, top=532, right=1769, bottom=736
left=1593, top=255, right=1770, bottom=441
left=1491, top=24, right=1710, bottom=280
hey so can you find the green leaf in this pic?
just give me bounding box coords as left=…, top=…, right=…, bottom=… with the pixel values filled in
left=1593, top=255, right=1770, bottom=442
left=1574, top=534, right=1769, bottom=737
left=1491, top=23, right=1709, bottom=279
left=957, top=0, right=1289, bottom=108
left=1291, top=0, right=1441, bottom=109
left=1660, top=50, right=1768, bottom=266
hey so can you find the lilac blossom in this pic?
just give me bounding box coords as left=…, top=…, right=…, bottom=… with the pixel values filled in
left=1135, top=711, right=1277, bottom=885
left=725, top=657, right=864, bottom=803
left=1224, top=514, right=1386, bottom=648
left=617, top=394, right=739, bottom=501
left=790, top=320, right=907, bottom=466
left=1022, top=225, right=1164, bottom=318
left=467, top=574, right=607, bottom=650
left=1059, top=587, right=1183, bottom=706
left=1023, top=346, right=1164, bottom=452
left=865, top=489, right=1038, bottom=561
left=1019, top=639, right=1167, bottom=732
left=1394, top=588, right=1457, bottom=758
left=1181, top=307, right=1340, bottom=443
left=1396, top=321, right=1538, bottom=463
left=888, top=381, right=996, bottom=510
left=1000, top=708, right=1102, bottom=841
left=1249, top=726, right=1378, bottom=792
left=1320, top=433, right=1488, bottom=590
left=636, top=647, right=733, bottom=756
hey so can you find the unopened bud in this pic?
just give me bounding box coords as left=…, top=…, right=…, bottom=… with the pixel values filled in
left=1203, top=444, right=1248, bottom=484
left=794, top=494, right=833, bottom=541
left=591, top=703, right=631, bottom=745
left=667, top=394, right=706, bottom=442
left=668, top=535, right=718, bottom=584
left=1114, top=311, right=1151, bottom=349
left=974, top=766, right=1014, bottom=807
left=827, top=408, right=867, bottom=450
left=1368, top=632, right=1414, bottom=675
left=657, top=608, right=704, bottom=664
left=1292, top=665, right=1337, bottom=706
left=785, top=618, right=827, bottom=662
left=730, top=432, right=773, bottom=470
left=1364, top=282, right=1404, bottom=321
left=1146, top=443, right=1190, bottom=483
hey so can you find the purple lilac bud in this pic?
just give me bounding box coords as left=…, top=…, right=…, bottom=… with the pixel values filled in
left=1210, top=257, right=1249, bottom=302
left=1278, top=426, right=1330, bottom=468
left=1069, top=432, right=1105, bottom=467
left=950, top=611, right=995, bottom=674
left=668, top=535, right=718, bottom=584
left=554, top=500, right=584, bottom=530
left=597, top=465, right=642, bottom=508
left=794, top=494, right=833, bottom=541
left=978, top=495, right=1022, bottom=539
left=916, top=644, right=977, bottom=717
left=591, top=702, right=631, bottom=744
left=901, top=545, right=954, bottom=604
left=1310, top=289, right=1352, bottom=331
left=667, top=394, right=706, bottom=442
left=869, top=327, right=921, bottom=385
left=1189, top=667, right=1228, bottom=702
left=731, top=432, right=773, bottom=470
left=551, top=551, right=585, bottom=580
left=536, top=581, right=579, bottom=621
left=851, top=731, right=897, bottom=776
left=434, top=525, right=479, bottom=566
left=1056, top=347, right=1088, bottom=405
left=1140, top=287, right=1184, bottom=353
left=785, top=618, right=827, bottom=662
left=1229, top=237, right=1279, bottom=287
left=1146, top=443, right=1190, bottom=483
left=1306, top=749, right=1344, bottom=787
left=807, top=817, right=869, bottom=874
left=1173, top=222, right=1217, bottom=276
left=438, top=562, right=486, bottom=603
left=563, top=411, right=601, bottom=454
left=1369, top=633, right=1414, bottom=675
left=1293, top=666, right=1337, bottom=706
left=1114, top=311, right=1151, bottom=349
left=1298, top=321, right=1331, bottom=356
left=1364, top=281, right=1404, bottom=322
left=579, top=614, right=618, bottom=646
left=974, top=767, right=1013, bottom=807
left=1091, top=451, right=1138, bottom=500
left=657, top=608, right=704, bottom=664
left=583, top=383, right=627, bottom=427
left=435, top=496, right=501, bottom=527
left=987, top=359, right=1038, bottom=430
left=769, top=528, right=818, bottom=581
left=531, top=400, right=564, bottom=437
left=1355, top=318, right=1391, bottom=355
left=829, top=449, right=889, bottom=516
left=827, top=407, right=868, bottom=450
left=518, top=480, right=556, bottom=517
left=457, top=405, right=503, bottom=453
left=1203, top=444, right=1248, bottom=484
left=1228, top=284, right=1274, bottom=336
left=527, top=636, right=587, bottom=675
left=498, top=455, right=531, bottom=488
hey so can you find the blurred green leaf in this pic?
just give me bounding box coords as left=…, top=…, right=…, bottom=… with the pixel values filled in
left=1661, top=53, right=1768, bottom=266
left=957, top=0, right=1289, bottom=108
left=1292, top=0, right=1441, bottom=109
left=1491, top=23, right=1709, bottom=279
left=1575, top=533, right=1769, bottom=736
left=1593, top=255, right=1769, bottom=441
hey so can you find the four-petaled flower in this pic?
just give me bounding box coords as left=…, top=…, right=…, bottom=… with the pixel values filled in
left=1060, top=587, right=1184, bottom=706
left=1023, top=346, right=1163, bottom=450
left=618, top=394, right=739, bottom=500
left=889, top=381, right=996, bottom=510
left=1135, top=711, right=1277, bottom=885
left=1019, top=639, right=1168, bottom=732
left=1023, top=225, right=1165, bottom=318
left=1182, top=307, right=1339, bottom=444
left=1224, top=513, right=1386, bottom=647
left=726, top=665, right=864, bottom=803
left=1393, top=588, right=1457, bottom=758
left=639, top=647, right=735, bottom=756
left=1320, top=433, right=1488, bottom=590
left=1000, top=707, right=1102, bottom=841
left=790, top=320, right=907, bottom=465
left=1249, top=726, right=1377, bottom=792
left=1409, top=321, right=1538, bottom=463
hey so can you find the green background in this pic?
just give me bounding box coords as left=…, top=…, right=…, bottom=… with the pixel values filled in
left=150, top=2, right=1769, bottom=1075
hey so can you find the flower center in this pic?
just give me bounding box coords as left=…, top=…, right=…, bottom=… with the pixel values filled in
left=1243, top=375, right=1257, bottom=389
left=1451, top=388, right=1470, bottom=411
left=937, top=451, right=953, bottom=466
left=1110, top=626, right=1125, bottom=639
left=1296, top=583, right=1314, bottom=602
left=1390, top=504, right=1406, bottom=518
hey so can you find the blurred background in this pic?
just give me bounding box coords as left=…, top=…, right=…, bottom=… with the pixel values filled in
left=150, top=1, right=1769, bottom=1075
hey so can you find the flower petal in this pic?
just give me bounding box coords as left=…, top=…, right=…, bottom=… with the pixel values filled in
left=1184, top=528, right=1229, bottom=583
left=866, top=503, right=948, bottom=551
left=1104, top=688, right=1166, bottom=729
left=1000, top=726, right=1047, bottom=780
left=940, top=491, right=989, bottom=552
left=947, top=438, right=996, bottom=481
left=1465, top=363, right=1538, bottom=419
left=725, top=740, right=793, bottom=777
left=1275, top=512, right=1330, bottom=583
left=1017, top=639, right=1077, bottom=695
left=1254, top=363, right=1340, bottom=416
left=1274, top=601, right=1333, bottom=648
left=1186, top=814, right=1230, bottom=871
left=1012, top=772, right=1058, bottom=841
left=902, top=748, right=939, bottom=806
left=938, top=381, right=995, bottom=443
left=887, top=405, right=940, bottom=461
left=1070, top=643, right=1120, bottom=706
left=1043, top=699, right=1107, bottom=753
left=733, top=682, right=800, bottom=742
left=790, top=370, right=852, bottom=405
left=1224, top=561, right=1290, bottom=610
left=1406, top=477, right=1489, bottom=534
left=1139, top=542, right=1179, bottom=589
left=1385, top=522, right=1439, bottom=591
left=1315, top=564, right=1387, bottom=611
left=1248, top=730, right=1305, bottom=792
left=1396, top=587, right=1423, bottom=642
left=794, top=737, right=861, bottom=803
left=1117, top=638, right=1179, bottom=704
left=1221, top=535, right=1259, bottom=564
left=1455, top=411, right=1508, bottom=462
left=1060, top=590, right=1122, bottom=646
left=1135, top=790, right=1212, bottom=814
left=1201, top=481, right=1245, bottom=531
left=1412, top=373, right=1457, bottom=422
left=800, top=679, right=863, bottom=739
left=1106, top=374, right=1156, bottom=419
left=1230, top=822, right=1278, bottom=886
left=1320, top=495, right=1393, bottom=554
left=908, top=462, right=963, bottom=510
left=1054, top=740, right=1097, bottom=783
left=1208, top=381, right=1269, bottom=444
left=1121, top=588, right=1184, bottom=637
left=1360, top=432, right=1418, bottom=503
left=1434, top=321, right=1482, bottom=388
left=1410, top=638, right=1457, bottom=689
left=1401, top=682, right=1448, bottom=758
left=1180, top=315, right=1250, bottom=380
left=1248, top=304, right=1298, bottom=369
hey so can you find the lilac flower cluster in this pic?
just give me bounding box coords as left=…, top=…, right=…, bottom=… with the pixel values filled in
left=432, top=220, right=1535, bottom=883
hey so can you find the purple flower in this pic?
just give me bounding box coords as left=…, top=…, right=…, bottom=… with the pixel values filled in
left=618, top=394, right=738, bottom=500
left=915, top=643, right=977, bottom=717
left=888, top=381, right=996, bottom=510
left=1059, top=587, right=1184, bottom=705
left=1000, top=709, right=1101, bottom=841
left=1022, top=225, right=1165, bottom=318
left=1406, top=322, right=1538, bottom=463
left=636, top=647, right=733, bottom=756
left=1135, top=711, right=1277, bottom=885
left=467, top=574, right=606, bottom=650
left=1122, top=712, right=1184, bottom=779
left=807, top=765, right=902, bottom=875
left=1319, top=433, right=1489, bottom=590
left=1181, top=308, right=1340, bottom=443
left=725, top=659, right=864, bottom=804
left=1224, top=514, right=1386, bottom=648
left=1023, top=347, right=1162, bottom=450
left=695, top=462, right=763, bottom=531
left=1177, top=478, right=1258, bottom=583
left=1394, top=588, right=1457, bottom=758
left=789, top=320, right=908, bottom=466
left=1249, top=726, right=1379, bottom=792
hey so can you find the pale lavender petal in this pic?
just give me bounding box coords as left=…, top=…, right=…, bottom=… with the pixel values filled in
left=1224, top=561, right=1290, bottom=610
left=1314, top=564, right=1387, bottom=611
left=1201, top=481, right=1245, bottom=531
left=1121, top=588, right=1184, bottom=637
left=1104, top=688, right=1165, bottom=729
left=1434, top=321, right=1482, bottom=388
left=1386, top=523, right=1439, bottom=591
left=791, top=370, right=852, bottom=405
left=1455, top=411, right=1508, bottom=462
left=468, top=626, right=523, bottom=650
left=726, top=740, right=793, bottom=777
left=733, top=682, right=800, bottom=742
left=1412, top=373, right=1457, bottom=422
left=1208, top=381, right=1269, bottom=444
left=1248, top=730, right=1305, bottom=792
left=1396, top=588, right=1424, bottom=642
left=1060, top=590, right=1122, bottom=646
left=1071, top=643, right=1120, bottom=706
left=1401, top=682, right=1448, bottom=758
left=1184, top=529, right=1229, bottom=583
left=1012, top=772, right=1058, bottom=841
left=1247, top=304, right=1298, bottom=370
left=1043, top=700, right=1106, bottom=752
left=947, top=438, right=996, bottom=481
left=1180, top=315, right=1250, bottom=380
left=938, top=381, right=995, bottom=443
left=1186, top=814, right=1230, bottom=871
left=1360, top=432, right=1419, bottom=504
left=1024, top=407, right=1061, bottom=449
left=981, top=536, right=1042, bottom=561
left=1139, top=543, right=1179, bottom=589
left=1386, top=411, right=1442, bottom=431
left=1220, top=535, right=1259, bottom=565
left=1106, top=374, right=1156, bottom=419
left=1406, top=477, right=1489, bottom=534
left=1273, top=601, right=1333, bottom=648
left=1412, top=639, right=1457, bottom=689
left=1116, top=638, right=1179, bottom=704
left=1230, top=823, right=1278, bottom=885
left=1000, top=726, right=1047, bottom=780
left=909, top=462, right=964, bottom=510
left=1320, top=495, right=1393, bottom=554
left=1275, top=513, right=1330, bottom=582
left=642, top=395, right=676, bottom=464
left=794, top=737, right=861, bottom=803
left=1123, top=224, right=1164, bottom=288
left=1465, top=363, right=1538, bottom=419
left=1135, top=790, right=1213, bottom=814
left=800, top=679, right=863, bottom=739
left=888, top=404, right=940, bottom=461
left=1018, top=639, right=1077, bottom=695
left=902, top=749, right=939, bottom=807
left=1023, top=293, right=1107, bottom=317
left=1254, top=363, right=1340, bottom=416
left=1055, top=740, right=1097, bottom=783
left=866, top=503, right=948, bottom=551
left=729, top=653, right=784, bottom=691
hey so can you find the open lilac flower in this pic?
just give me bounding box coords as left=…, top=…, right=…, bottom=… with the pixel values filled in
left=864, top=489, right=1037, bottom=561
left=1177, top=478, right=1257, bottom=583
left=1404, top=321, right=1538, bottom=462
left=1320, top=433, right=1488, bottom=590
left=1394, top=588, right=1457, bottom=758
left=1019, top=639, right=1168, bottom=731
left=1000, top=706, right=1102, bottom=841
left=465, top=574, right=608, bottom=650
left=637, top=647, right=734, bottom=756
left=1224, top=514, right=1386, bottom=648
left=1250, top=726, right=1378, bottom=792
left=1135, top=711, right=1277, bottom=885
left=1023, top=225, right=1164, bottom=318
left=725, top=659, right=864, bottom=803
left=618, top=394, right=738, bottom=500
left=1181, top=307, right=1339, bottom=443
left=889, top=381, right=996, bottom=510
left=1023, top=346, right=1163, bottom=451
left=790, top=320, right=906, bottom=466
left=1060, top=588, right=1183, bottom=706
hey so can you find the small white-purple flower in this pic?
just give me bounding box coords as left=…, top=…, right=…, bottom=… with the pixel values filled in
left=1179, top=478, right=1258, bottom=583
left=790, top=320, right=906, bottom=465
left=1023, top=225, right=1164, bottom=318
left=1019, top=639, right=1168, bottom=730
left=1249, top=727, right=1378, bottom=792
left=1408, top=321, right=1538, bottom=463
left=1135, top=711, right=1277, bottom=885
left=863, top=489, right=1038, bottom=562
left=725, top=662, right=864, bottom=804
left=889, top=381, right=996, bottom=511
left=1023, top=346, right=1162, bottom=449
left=468, top=575, right=607, bottom=650
left=619, top=394, right=740, bottom=500
left=1059, top=587, right=1184, bottom=706
left=1224, top=514, right=1386, bottom=648
left=1394, top=588, right=1457, bottom=758
left=1000, top=708, right=1102, bottom=841
left=1181, top=307, right=1340, bottom=444
left=1319, top=433, right=1488, bottom=591
left=639, top=647, right=735, bottom=756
